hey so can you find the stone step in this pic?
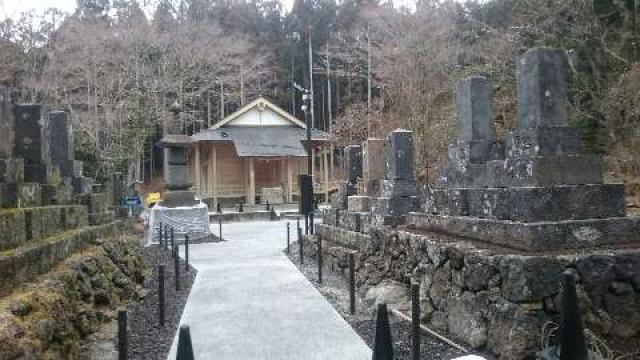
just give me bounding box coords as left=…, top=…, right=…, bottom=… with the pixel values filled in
left=0, top=221, right=121, bottom=296
left=406, top=213, right=640, bottom=252
left=0, top=205, right=88, bottom=251
left=425, top=184, right=625, bottom=222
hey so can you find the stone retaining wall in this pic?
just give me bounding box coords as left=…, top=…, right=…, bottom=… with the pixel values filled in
left=0, top=205, right=88, bottom=251
left=0, top=221, right=123, bottom=296
left=306, top=224, right=640, bottom=359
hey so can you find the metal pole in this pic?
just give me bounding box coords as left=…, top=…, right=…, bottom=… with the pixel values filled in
left=298, top=226, right=303, bottom=264
left=185, top=234, right=189, bottom=271
left=412, top=282, right=420, bottom=360
left=159, top=222, right=163, bottom=247
left=171, top=227, right=175, bottom=254
left=218, top=217, right=222, bottom=239
left=309, top=212, right=314, bottom=235
left=317, top=237, right=322, bottom=284
left=305, top=214, right=309, bottom=235
left=286, top=222, right=290, bottom=254
left=349, top=252, right=355, bottom=315
left=158, top=265, right=165, bottom=326
left=117, top=310, right=127, bottom=360
left=174, top=245, right=180, bottom=292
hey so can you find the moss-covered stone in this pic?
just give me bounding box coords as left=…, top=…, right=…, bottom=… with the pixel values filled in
left=0, top=235, right=145, bottom=359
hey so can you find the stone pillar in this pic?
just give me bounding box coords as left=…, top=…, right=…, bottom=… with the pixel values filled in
left=362, top=138, right=385, bottom=196
left=159, top=104, right=197, bottom=207
left=385, top=130, right=414, bottom=182
left=456, top=76, right=492, bottom=142
left=13, top=104, right=52, bottom=184
left=0, top=86, right=14, bottom=158
left=344, top=145, right=362, bottom=196
left=516, top=47, right=568, bottom=129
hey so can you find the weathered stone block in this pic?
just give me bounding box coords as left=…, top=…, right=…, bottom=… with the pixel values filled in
left=500, top=255, right=568, bottom=302
left=0, top=210, right=26, bottom=250
left=72, top=176, right=92, bottom=194
left=381, top=179, right=418, bottom=198
left=17, top=183, right=41, bottom=207
left=23, top=163, right=52, bottom=183
left=344, top=145, right=363, bottom=184
left=12, top=104, right=48, bottom=164
left=407, top=213, right=640, bottom=252
left=516, top=47, right=568, bottom=129
left=0, top=87, right=14, bottom=158
left=161, top=190, right=197, bottom=207
left=464, top=184, right=625, bottom=222
left=261, top=187, right=284, bottom=205
left=456, top=76, right=492, bottom=142
left=506, top=127, right=582, bottom=159
left=48, top=111, right=73, bottom=163
left=486, top=155, right=603, bottom=187
left=0, top=158, right=24, bottom=184
left=363, top=180, right=381, bottom=197
left=373, top=196, right=419, bottom=217
left=165, top=164, right=191, bottom=189
left=385, top=129, right=414, bottom=181
left=167, top=147, right=189, bottom=165
left=362, top=138, right=385, bottom=182
left=347, top=195, right=371, bottom=212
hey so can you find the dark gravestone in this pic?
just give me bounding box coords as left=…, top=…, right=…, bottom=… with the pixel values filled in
left=13, top=104, right=47, bottom=165
left=516, top=47, right=568, bottom=129
left=49, top=111, right=75, bottom=177
left=385, top=130, right=414, bottom=181
left=0, top=86, right=14, bottom=158
left=344, top=145, right=362, bottom=185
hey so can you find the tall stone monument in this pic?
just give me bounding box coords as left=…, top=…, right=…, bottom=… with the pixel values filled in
left=160, top=103, right=197, bottom=207
left=417, top=47, right=638, bottom=252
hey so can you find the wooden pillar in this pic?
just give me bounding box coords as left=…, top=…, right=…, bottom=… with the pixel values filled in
left=323, top=146, right=329, bottom=203
left=287, top=157, right=293, bottom=203
left=249, top=157, right=256, bottom=205
left=195, top=144, right=201, bottom=195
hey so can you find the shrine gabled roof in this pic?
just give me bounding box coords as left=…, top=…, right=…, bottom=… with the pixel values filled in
left=191, top=126, right=331, bottom=157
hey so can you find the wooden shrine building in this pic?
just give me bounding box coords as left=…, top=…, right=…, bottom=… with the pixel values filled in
left=189, top=97, right=332, bottom=206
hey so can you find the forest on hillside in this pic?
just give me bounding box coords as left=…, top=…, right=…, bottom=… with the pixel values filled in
left=1, top=0, right=638, bottom=205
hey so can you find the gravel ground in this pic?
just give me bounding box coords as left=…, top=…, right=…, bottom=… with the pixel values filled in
left=286, top=241, right=494, bottom=360
left=128, top=244, right=197, bottom=360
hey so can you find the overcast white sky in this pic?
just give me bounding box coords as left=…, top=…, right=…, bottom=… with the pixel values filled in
left=0, top=0, right=336, bottom=19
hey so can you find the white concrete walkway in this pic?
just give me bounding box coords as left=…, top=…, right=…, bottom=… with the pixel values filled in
left=167, top=220, right=372, bottom=360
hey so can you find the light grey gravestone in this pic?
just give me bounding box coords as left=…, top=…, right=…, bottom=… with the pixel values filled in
left=516, top=47, right=568, bottom=129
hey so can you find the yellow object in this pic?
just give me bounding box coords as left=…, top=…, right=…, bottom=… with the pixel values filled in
left=144, top=192, right=161, bottom=207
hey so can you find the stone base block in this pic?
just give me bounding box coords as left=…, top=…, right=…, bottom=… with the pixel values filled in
left=72, top=176, right=92, bottom=194
left=260, top=187, right=284, bottom=205
left=18, top=183, right=41, bottom=207
left=372, top=196, right=419, bottom=217
left=77, top=192, right=108, bottom=214
left=161, top=190, right=197, bottom=207
left=348, top=195, right=371, bottom=212
left=88, top=211, right=116, bottom=225
left=24, top=163, right=52, bottom=183
left=448, top=139, right=504, bottom=165
left=343, top=212, right=370, bottom=232
left=506, top=127, right=582, bottom=158
left=381, top=179, right=418, bottom=197
left=363, top=180, right=382, bottom=197
left=407, top=213, right=640, bottom=252
left=165, top=164, right=192, bottom=190
left=486, top=155, right=603, bottom=187
left=0, top=158, right=24, bottom=183
left=464, top=184, right=625, bottom=222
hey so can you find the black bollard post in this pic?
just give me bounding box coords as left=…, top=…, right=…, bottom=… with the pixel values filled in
left=239, top=203, right=243, bottom=213
left=317, top=237, right=323, bottom=284
left=298, top=226, right=303, bottom=264
left=159, top=222, right=163, bottom=247
left=304, top=214, right=309, bottom=235
left=286, top=222, right=290, bottom=254
left=372, top=303, right=394, bottom=360
left=185, top=234, right=189, bottom=271
left=266, top=200, right=270, bottom=211
left=174, top=244, right=180, bottom=292
left=171, top=227, right=175, bottom=255
left=117, top=310, right=128, bottom=360
left=270, top=206, right=277, bottom=221
left=309, top=212, right=315, bottom=235
left=411, top=282, right=420, bottom=360
left=176, top=324, right=195, bottom=360
left=158, top=265, right=165, bottom=326
left=164, top=225, right=168, bottom=250
left=218, top=217, right=222, bottom=239
left=216, top=202, right=222, bottom=213
left=559, top=271, right=588, bottom=360
left=349, top=252, right=356, bottom=315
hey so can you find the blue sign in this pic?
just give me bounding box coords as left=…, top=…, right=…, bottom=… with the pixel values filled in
left=124, top=196, right=141, bottom=206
